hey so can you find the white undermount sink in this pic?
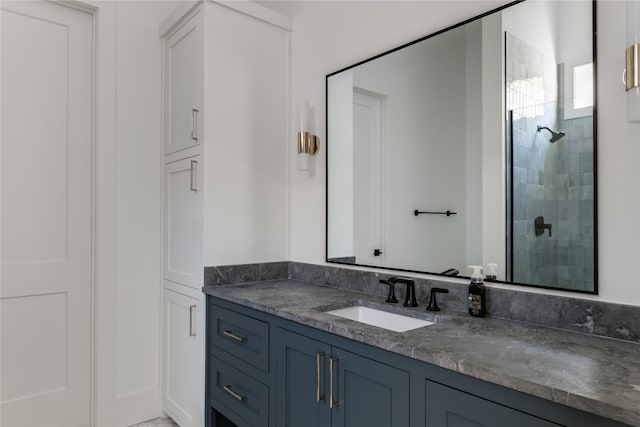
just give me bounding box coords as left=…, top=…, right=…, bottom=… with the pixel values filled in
left=325, top=305, right=434, bottom=332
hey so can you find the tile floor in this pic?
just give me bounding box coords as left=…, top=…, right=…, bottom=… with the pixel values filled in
left=131, top=417, right=179, bottom=427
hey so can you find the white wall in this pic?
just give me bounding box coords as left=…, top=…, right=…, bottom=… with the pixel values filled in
left=92, top=1, right=179, bottom=425
left=279, top=0, right=640, bottom=306
left=115, top=1, right=180, bottom=423
left=202, top=2, right=290, bottom=266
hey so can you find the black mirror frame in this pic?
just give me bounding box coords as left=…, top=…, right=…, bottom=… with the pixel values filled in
left=325, top=0, right=598, bottom=294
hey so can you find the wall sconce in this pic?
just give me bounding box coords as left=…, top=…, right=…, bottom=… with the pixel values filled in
left=298, top=101, right=320, bottom=170
left=298, top=131, right=319, bottom=170
left=626, top=0, right=640, bottom=122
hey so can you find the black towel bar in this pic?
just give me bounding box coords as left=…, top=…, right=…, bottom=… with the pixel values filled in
left=414, top=209, right=457, bottom=217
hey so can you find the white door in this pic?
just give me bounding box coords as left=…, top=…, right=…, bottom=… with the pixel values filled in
left=352, top=90, right=383, bottom=266
left=164, top=156, right=203, bottom=290
left=164, top=11, right=203, bottom=156
left=163, top=284, right=204, bottom=427
left=0, top=2, right=93, bottom=426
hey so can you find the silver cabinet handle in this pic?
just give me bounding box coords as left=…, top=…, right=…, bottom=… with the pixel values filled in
left=189, top=305, right=196, bottom=336
left=316, top=352, right=325, bottom=402
left=191, top=108, right=199, bottom=141
left=223, top=330, right=248, bottom=343
left=190, top=160, right=197, bottom=192
left=223, top=385, right=246, bottom=402
left=329, top=357, right=339, bottom=408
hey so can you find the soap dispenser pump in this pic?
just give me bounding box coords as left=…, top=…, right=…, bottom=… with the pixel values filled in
left=468, top=265, right=486, bottom=317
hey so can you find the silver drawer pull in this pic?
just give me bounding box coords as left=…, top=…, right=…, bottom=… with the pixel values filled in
left=191, top=108, right=199, bottom=141
left=190, top=160, right=198, bottom=192
left=224, top=330, right=248, bottom=343
left=223, top=385, right=247, bottom=402
left=330, top=357, right=340, bottom=409
left=189, top=305, right=196, bottom=337
left=316, top=352, right=325, bottom=402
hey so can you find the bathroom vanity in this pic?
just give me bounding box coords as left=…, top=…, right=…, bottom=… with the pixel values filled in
left=203, top=280, right=637, bottom=427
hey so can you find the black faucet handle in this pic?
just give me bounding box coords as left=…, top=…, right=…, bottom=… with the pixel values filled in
left=426, top=287, right=449, bottom=312
left=379, top=279, right=399, bottom=303
left=389, top=276, right=415, bottom=285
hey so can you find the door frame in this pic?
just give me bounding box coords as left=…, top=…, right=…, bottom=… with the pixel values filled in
left=56, top=1, right=99, bottom=424
left=53, top=1, right=99, bottom=425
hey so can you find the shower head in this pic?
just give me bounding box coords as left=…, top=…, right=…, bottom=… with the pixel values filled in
left=537, top=125, right=566, bottom=143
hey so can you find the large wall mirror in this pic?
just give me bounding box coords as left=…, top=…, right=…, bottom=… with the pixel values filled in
left=326, top=0, right=597, bottom=293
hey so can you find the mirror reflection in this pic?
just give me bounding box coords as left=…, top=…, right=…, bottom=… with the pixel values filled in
left=326, top=0, right=596, bottom=293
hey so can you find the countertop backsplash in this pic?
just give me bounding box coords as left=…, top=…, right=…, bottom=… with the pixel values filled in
left=203, top=261, right=640, bottom=344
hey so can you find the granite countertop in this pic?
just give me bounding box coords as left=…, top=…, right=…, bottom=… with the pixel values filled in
left=203, top=279, right=640, bottom=426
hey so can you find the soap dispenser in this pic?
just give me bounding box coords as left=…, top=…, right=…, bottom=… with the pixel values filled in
left=468, top=265, right=486, bottom=317
left=485, top=263, right=498, bottom=281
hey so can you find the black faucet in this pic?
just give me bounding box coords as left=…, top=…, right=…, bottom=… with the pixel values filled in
left=379, top=279, right=399, bottom=303
left=426, top=287, right=449, bottom=311
left=388, top=277, right=418, bottom=307
left=439, top=268, right=459, bottom=276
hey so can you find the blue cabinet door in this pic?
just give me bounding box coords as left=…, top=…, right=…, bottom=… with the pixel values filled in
left=276, top=328, right=410, bottom=427
left=331, top=347, right=410, bottom=427
left=275, top=328, right=332, bottom=427
left=425, top=380, right=561, bottom=427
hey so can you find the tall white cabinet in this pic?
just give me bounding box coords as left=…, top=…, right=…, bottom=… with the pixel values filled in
left=162, top=7, right=205, bottom=426
left=160, top=2, right=291, bottom=426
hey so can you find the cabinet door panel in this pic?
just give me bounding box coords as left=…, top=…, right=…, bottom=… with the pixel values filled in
left=425, top=380, right=561, bottom=427
left=332, top=348, right=410, bottom=427
left=164, top=10, right=203, bottom=155
left=163, top=287, right=204, bottom=426
left=164, top=156, right=203, bottom=289
left=275, top=328, right=331, bottom=427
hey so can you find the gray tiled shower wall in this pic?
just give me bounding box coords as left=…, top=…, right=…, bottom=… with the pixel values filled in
left=204, top=261, right=640, bottom=344
left=511, top=109, right=594, bottom=290
left=507, top=33, right=594, bottom=290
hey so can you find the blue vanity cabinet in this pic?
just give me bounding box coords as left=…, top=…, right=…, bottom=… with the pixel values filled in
left=206, top=295, right=631, bottom=427
left=424, top=380, right=561, bottom=427
left=275, top=327, right=410, bottom=427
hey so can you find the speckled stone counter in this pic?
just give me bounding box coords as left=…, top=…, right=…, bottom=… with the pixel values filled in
left=203, top=279, right=640, bottom=427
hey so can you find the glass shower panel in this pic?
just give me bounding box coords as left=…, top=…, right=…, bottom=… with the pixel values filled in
left=508, top=100, right=594, bottom=291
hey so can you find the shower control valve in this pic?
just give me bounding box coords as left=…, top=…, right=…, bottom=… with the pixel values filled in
left=534, top=216, right=552, bottom=237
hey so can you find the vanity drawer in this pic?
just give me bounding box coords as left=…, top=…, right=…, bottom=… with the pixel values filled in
left=210, top=356, right=269, bottom=427
left=210, top=304, right=269, bottom=372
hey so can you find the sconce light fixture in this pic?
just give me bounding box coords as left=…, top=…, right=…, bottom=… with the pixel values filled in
left=626, top=0, right=640, bottom=122
left=298, top=101, right=320, bottom=170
